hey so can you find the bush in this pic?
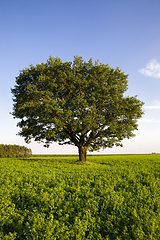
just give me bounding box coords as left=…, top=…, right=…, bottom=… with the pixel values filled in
left=0, top=144, right=32, bottom=158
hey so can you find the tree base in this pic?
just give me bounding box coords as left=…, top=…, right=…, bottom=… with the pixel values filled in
left=78, top=146, right=88, bottom=162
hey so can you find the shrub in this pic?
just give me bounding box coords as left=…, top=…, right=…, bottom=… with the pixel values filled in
left=0, top=144, right=32, bottom=158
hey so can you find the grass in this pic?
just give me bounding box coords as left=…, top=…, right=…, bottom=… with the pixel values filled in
left=0, top=154, right=160, bottom=239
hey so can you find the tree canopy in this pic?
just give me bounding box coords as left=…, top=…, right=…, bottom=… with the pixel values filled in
left=11, top=56, right=144, bottom=161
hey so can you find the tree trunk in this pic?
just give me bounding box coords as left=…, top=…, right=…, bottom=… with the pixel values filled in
left=78, top=146, right=88, bottom=162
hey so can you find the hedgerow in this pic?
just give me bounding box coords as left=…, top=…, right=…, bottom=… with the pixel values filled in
left=0, top=144, right=32, bottom=158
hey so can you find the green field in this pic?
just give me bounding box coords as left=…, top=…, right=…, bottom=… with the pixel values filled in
left=0, top=155, right=160, bottom=239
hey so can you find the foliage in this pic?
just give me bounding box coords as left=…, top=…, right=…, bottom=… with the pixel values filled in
left=0, top=144, right=32, bottom=158
left=0, top=155, right=160, bottom=239
left=11, top=56, right=144, bottom=161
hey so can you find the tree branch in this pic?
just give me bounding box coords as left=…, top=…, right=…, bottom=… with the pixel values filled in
left=63, top=128, right=79, bottom=146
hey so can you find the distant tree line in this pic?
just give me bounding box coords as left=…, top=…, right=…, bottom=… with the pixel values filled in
left=0, top=144, right=32, bottom=158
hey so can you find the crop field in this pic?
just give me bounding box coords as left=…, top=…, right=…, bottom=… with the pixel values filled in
left=0, top=155, right=160, bottom=240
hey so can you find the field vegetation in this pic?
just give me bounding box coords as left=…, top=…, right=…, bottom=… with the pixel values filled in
left=0, top=154, right=160, bottom=239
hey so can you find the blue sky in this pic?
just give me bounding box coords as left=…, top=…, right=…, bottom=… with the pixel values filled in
left=0, top=0, right=160, bottom=154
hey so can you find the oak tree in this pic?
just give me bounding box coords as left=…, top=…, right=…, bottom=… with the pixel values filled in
left=11, top=56, right=144, bottom=161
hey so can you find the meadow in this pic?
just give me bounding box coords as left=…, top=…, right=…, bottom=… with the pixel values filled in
left=0, top=154, right=160, bottom=240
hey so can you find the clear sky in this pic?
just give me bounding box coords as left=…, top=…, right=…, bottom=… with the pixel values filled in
left=0, top=0, right=160, bottom=154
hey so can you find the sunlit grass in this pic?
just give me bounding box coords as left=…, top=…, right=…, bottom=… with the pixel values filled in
left=0, top=154, right=160, bottom=239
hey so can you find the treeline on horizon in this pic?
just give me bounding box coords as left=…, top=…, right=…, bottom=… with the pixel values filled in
left=0, top=144, right=32, bottom=158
